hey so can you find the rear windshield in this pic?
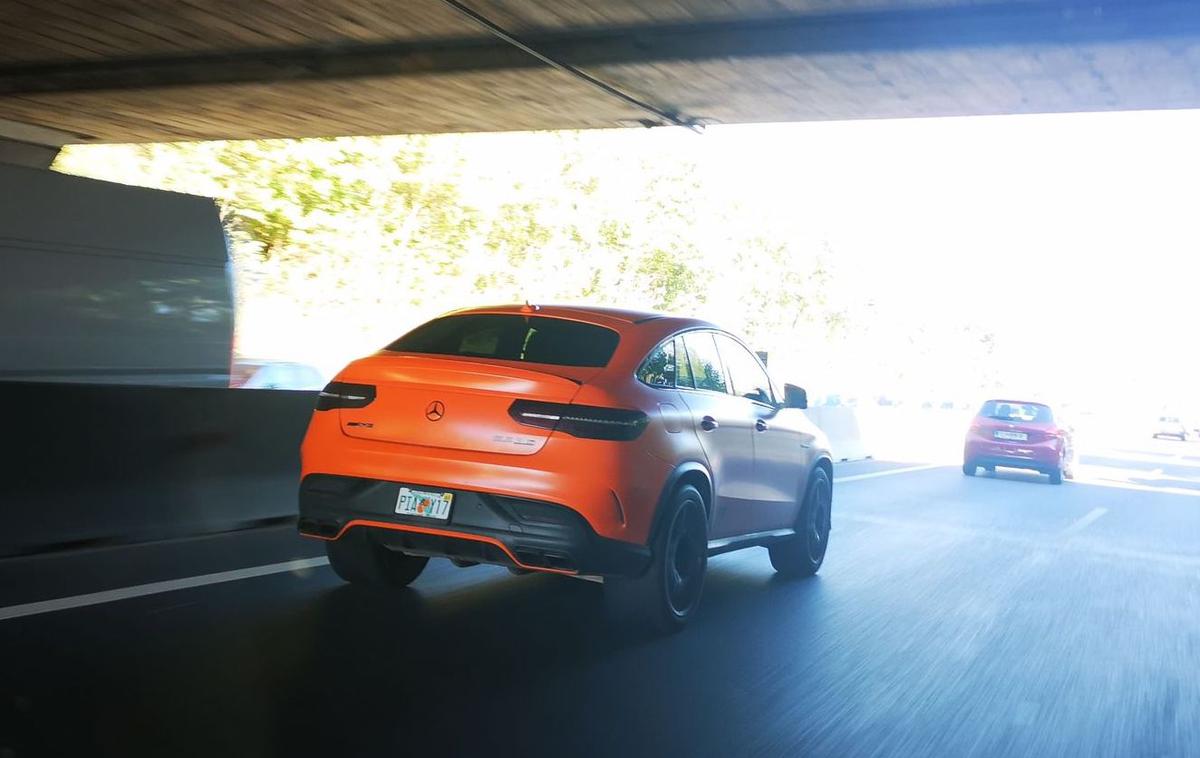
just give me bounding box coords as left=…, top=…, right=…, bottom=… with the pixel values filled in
left=386, top=314, right=620, bottom=368
left=979, top=400, right=1053, bottom=423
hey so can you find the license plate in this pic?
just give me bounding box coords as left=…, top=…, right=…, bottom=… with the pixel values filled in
left=994, top=430, right=1028, bottom=441
left=395, top=487, right=453, bottom=520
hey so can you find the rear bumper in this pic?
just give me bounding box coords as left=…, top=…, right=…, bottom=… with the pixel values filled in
left=300, top=410, right=671, bottom=544
left=298, top=474, right=650, bottom=577
left=968, top=456, right=1058, bottom=473
left=1154, top=430, right=1188, bottom=439
left=965, top=438, right=1060, bottom=472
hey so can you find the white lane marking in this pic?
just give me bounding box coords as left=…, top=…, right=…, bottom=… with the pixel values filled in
left=0, top=556, right=329, bottom=623
left=835, top=463, right=943, bottom=483
left=1062, top=507, right=1108, bottom=536
left=1072, top=476, right=1200, bottom=498
left=841, top=513, right=1200, bottom=571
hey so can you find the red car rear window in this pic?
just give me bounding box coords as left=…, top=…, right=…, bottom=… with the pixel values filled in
left=979, top=400, right=1053, bottom=423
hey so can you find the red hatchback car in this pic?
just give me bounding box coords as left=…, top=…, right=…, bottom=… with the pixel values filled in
left=963, top=399, right=1076, bottom=484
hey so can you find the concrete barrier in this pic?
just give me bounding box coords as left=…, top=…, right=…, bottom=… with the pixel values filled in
left=2, top=381, right=888, bottom=556
left=806, top=405, right=871, bottom=462
left=861, top=406, right=973, bottom=463
left=3, top=382, right=315, bottom=556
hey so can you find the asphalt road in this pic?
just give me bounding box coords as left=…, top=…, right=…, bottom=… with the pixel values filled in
left=2, top=445, right=1199, bottom=757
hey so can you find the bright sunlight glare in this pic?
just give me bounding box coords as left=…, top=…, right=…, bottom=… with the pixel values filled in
left=55, top=109, right=1200, bottom=420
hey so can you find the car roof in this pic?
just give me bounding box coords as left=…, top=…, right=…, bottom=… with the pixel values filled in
left=983, top=398, right=1052, bottom=407
left=442, top=303, right=717, bottom=333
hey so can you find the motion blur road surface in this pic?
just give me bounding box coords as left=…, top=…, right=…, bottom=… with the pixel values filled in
left=3, top=442, right=1199, bottom=757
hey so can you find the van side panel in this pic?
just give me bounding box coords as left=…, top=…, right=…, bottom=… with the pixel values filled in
left=0, top=163, right=233, bottom=386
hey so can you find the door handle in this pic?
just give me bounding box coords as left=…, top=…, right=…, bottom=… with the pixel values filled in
left=755, top=419, right=769, bottom=432
left=700, top=416, right=719, bottom=432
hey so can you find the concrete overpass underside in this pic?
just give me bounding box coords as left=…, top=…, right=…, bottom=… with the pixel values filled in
left=1, top=0, right=1200, bottom=153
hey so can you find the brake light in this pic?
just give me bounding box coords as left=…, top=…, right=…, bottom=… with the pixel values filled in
left=509, top=400, right=649, bottom=441
left=315, top=381, right=376, bottom=410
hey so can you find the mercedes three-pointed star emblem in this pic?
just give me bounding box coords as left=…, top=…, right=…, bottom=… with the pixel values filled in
left=425, top=400, right=446, bottom=421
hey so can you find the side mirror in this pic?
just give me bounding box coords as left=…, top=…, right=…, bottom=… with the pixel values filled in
left=783, top=384, right=808, bottom=410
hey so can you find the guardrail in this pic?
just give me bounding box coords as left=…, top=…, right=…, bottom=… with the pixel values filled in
left=3, top=383, right=315, bottom=557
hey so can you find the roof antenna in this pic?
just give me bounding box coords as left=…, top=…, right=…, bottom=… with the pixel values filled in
left=521, top=300, right=540, bottom=313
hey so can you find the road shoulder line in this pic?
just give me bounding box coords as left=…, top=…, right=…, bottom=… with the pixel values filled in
left=835, top=463, right=943, bottom=483
left=0, top=556, right=329, bottom=622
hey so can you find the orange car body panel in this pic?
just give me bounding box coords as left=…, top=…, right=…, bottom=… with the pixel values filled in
left=302, top=403, right=674, bottom=544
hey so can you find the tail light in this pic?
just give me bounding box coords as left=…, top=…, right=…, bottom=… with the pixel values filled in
left=509, top=400, right=649, bottom=441
left=315, top=381, right=376, bottom=411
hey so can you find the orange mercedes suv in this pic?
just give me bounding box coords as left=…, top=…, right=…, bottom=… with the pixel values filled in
left=299, top=304, right=833, bottom=631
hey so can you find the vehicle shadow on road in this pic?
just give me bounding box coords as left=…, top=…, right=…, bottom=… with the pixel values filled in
left=0, top=554, right=827, bottom=758
left=266, top=556, right=829, bottom=755
left=973, top=468, right=1055, bottom=486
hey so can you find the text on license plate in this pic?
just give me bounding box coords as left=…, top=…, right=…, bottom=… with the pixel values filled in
left=395, top=487, right=454, bottom=519
left=994, top=430, right=1028, bottom=441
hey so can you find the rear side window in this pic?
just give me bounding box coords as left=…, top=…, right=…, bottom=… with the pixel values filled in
left=979, top=400, right=1053, bottom=423
left=388, top=314, right=620, bottom=368
left=637, top=337, right=698, bottom=389
left=637, top=339, right=676, bottom=387
left=683, top=332, right=729, bottom=393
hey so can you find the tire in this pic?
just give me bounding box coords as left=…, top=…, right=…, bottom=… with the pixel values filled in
left=770, top=467, right=833, bottom=578
left=325, top=528, right=428, bottom=588
left=962, top=461, right=977, bottom=476
left=1048, top=445, right=1071, bottom=485
left=605, top=484, right=708, bottom=635
left=983, top=465, right=996, bottom=473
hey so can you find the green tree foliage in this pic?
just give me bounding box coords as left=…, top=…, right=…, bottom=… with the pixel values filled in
left=55, top=132, right=844, bottom=374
